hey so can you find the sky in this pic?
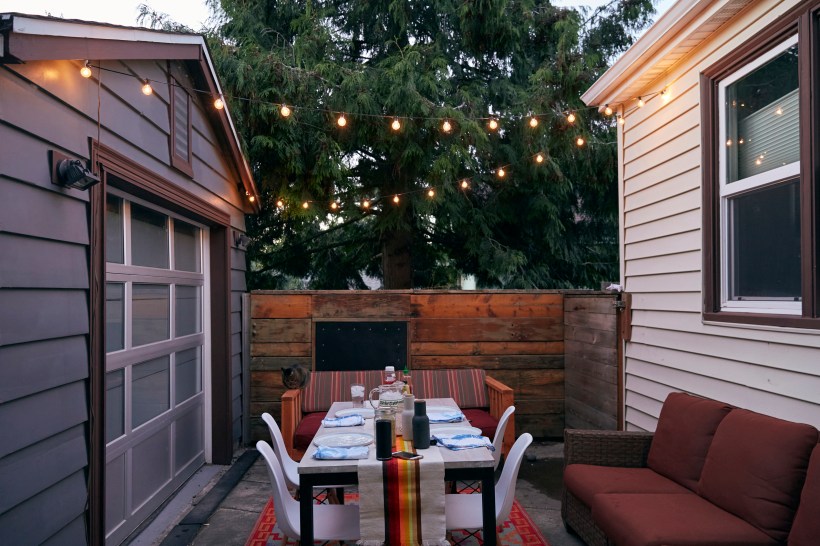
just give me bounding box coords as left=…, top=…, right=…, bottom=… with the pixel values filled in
left=3, top=0, right=675, bottom=32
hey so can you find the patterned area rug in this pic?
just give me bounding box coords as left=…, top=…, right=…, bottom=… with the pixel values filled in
left=245, top=493, right=549, bottom=545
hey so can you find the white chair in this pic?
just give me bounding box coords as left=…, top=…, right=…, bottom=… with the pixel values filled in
left=445, top=432, right=533, bottom=540
left=492, top=405, right=516, bottom=470
left=257, top=440, right=360, bottom=542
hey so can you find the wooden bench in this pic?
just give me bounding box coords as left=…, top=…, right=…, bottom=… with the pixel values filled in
left=281, top=369, right=514, bottom=461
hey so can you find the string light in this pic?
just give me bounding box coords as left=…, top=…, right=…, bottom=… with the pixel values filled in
left=302, top=201, right=310, bottom=209
left=214, top=96, right=225, bottom=110
left=637, top=97, right=645, bottom=108
left=427, top=188, right=435, bottom=198
left=393, top=194, right=400, bottom=204
left=276, top=199, right=284, bottom=208
left=660, top=88, right=671, bottom=103
left=617, top=115, right=625, bottom=126
left=535, top=153, right=545, bottom=164
left=497, top=167, right=506, bottom=178
left=442, top=120, right=452, bottom=133
left=80, top=61, right=92, bottom=78
left=576, top=136, right=585, bottom=147
left=362, top=199, right=371, bottom=209
left=604, top=105, right=613, bottom=116
left=529, top=116, right=539, bottom=128
left=280, top=104, right=292, bottom=118
left=391, top=118, right=401, bottom=131
left=330, top=201, right=338, bottom=210
left=248, top=195, right=256, bottom=203
left=566, top=112, right=576, bottom=124
left=141, top=80, right=153, bottom=96
left=488, top=118, right=499, bottom=131
left=337, top=114, right=347, bottom=127
left=460, top=179, right=470, bottom=189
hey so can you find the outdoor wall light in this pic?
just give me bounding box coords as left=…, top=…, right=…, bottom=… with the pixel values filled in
left=50, top=151, right=100, bottom=190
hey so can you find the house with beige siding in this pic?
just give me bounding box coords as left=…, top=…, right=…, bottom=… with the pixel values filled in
left=0, top=14, right=257, bottom=545
left=582, top=0, right=820, bottom=431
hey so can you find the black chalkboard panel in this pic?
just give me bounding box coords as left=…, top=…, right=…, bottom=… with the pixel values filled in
left=315, top=321, right=407, bottom=371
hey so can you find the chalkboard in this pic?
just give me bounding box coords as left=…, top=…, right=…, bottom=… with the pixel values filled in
left=315, top=321, right=407, bottom=371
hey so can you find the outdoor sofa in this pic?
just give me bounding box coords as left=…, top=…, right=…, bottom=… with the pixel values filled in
left=562, top=392, right=820, bottom=546
left=280, top=368, right=514, bottom=460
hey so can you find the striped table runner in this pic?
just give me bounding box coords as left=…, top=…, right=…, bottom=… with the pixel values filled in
left=357, top=438, right=448, bottom=546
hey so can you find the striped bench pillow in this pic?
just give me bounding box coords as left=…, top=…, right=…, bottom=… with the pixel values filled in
left=301, top=370, right=385, bottom=413
left=412, top=369, right=488, bottom=409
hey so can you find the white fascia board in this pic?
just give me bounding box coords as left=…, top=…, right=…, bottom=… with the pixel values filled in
left=582, top=0, right=718, bottom=107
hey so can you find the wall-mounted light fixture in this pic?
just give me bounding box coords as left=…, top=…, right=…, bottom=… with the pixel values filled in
left=233, top=230, right=250, bottom=249
left=50, top=150, right=100, bottom=190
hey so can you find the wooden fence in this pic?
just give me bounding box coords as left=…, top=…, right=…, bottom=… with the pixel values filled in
left=249, top=290, right=618, bottom=442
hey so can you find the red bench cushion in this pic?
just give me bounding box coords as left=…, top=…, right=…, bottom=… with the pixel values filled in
left=698, top=409, right=819, bottom=543
left=564, top=465, right=690, bottom=507
left=593, top=493, right=777, bottom=546
left=647, top=392, right=733, bottom=491
left=788, top=443, right=820, bottom=546
left=412, top=369, right=488, bottom=409
left=301, top=371, right=384, bottom=413
left=462, top=408, right=498, bottom=439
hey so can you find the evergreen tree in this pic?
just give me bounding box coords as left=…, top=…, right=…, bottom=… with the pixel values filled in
left=201, top=0, right=654, bottom=289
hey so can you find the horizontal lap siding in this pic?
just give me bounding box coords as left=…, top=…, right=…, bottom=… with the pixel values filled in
left=619, top=0, right=820, bottom=432
left=1, top=54, right=250, bottom=544
left=250, top=291, right=582, bottom=440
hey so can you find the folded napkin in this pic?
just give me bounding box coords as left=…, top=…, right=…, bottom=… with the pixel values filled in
left=426, top=410, right=465, bottom=423
left=313, top=445, right=370, bottom=460
left=432, top=433, right=495, bottom=451
left=322, top=414, right=365, bottom=427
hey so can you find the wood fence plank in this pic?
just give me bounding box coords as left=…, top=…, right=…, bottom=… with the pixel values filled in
left=251, top=342, right=312, bottom=357
left=563, top=295, right=617, bottom=315
left=252, top=319, right=311, bottom=343
left=251, top=356, right=312, bottom=371
left=564, top=340, right=617, bottom=367
left=251, top=294, right=311, bottom=318
left=411, top=341, right=564, bottom=356
left=411, top=355, right=564, bottom=370
left=564, top=324, right=617, bottom=347
left=411, top=293, right=563, bottom=318
left=564, top=311, right=617, bottom=331
left=313, top=293, right=411, bottom=318
left=411, top=318, right=563, bottom=342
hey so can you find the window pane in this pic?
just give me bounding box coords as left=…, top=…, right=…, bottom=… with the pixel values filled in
left=729, top=179, right=801, bottom=300
left=132, top=356, right=170, bottom=428
left=725, top=44, right=798, bottom=183
left=131, top=203, right=169, bottom=269
left=175, top=348, right=201, bottom=404
left=106, top=195, right=124, bottom=264
left=132, top=284, right=170, bottom=346
left=174, top=220, right=200, bottom=272
left=175, top=285, right=201, bottom=336
left=106, top=370, right=124, bottom=443
left=106, top=283, right=125, bottom=353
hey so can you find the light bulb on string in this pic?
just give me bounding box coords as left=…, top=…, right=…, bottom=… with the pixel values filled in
left=497, top=167, right=506, bottom=179
left=280, top=104, right=291, bottom=118
left=392, top=194, right=400, bottom=204
left=460, top=179, right=470, bottom=189
left=576, top=136, right=585, bottom=147
left=488, top=119, right=499, bottom=131
left=302, top=201, right=310, bottom=209
left=535, top=153, right=545, bottom=164
left=276, top=199, right=285, bottom=209
left=427, top=188, right=436, bottom=198
left=337, top=114, right=347, bottom=127
left=362, top=199, right=371, bottom=209
left=604, top=105, right=613, bottom=116
left=80, top=61, right=92, bottom=78
left=660, top=88, right=671, bottom=103
left=442, top=120, right=452, bottom=133
left=617, top=115, right=625, bottom=126
left=566, top=112, right=576, bottom=124
left=141, top=80, right=153, bottom=96
left=330, top=201, right=338, bottom=211
left=529, top=116, right=539, bottom=128
left=391, top=118, right=401, bottom=131
left=214, top=97, right=225, bottom=110
left=637, top=97, right=645, bottom=108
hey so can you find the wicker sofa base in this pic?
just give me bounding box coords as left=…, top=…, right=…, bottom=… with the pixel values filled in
left=562, top=488, right=609, bottom=546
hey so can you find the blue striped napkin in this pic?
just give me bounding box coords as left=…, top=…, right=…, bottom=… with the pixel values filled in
left=432, top=433, right=495, bottom=451
left=321, top=414, right=365, bottom=427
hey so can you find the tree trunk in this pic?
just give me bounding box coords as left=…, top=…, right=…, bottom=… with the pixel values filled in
left=381, top=228, right=413, bottom=289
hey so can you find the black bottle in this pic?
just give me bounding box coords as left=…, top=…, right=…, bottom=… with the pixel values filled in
left=412, top=399, right=430, bottom=449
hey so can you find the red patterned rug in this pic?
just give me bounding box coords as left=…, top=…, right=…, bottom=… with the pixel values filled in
left=246, top=493, right=549, bottom=545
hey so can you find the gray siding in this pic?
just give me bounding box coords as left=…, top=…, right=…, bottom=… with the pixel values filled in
left=1, top=50, right=250, bottom=544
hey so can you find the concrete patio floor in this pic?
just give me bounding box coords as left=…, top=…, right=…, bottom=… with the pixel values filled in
left=128, top=440, right=584, bottom=546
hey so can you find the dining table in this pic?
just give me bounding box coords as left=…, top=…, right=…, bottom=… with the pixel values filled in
left=298, top=397, right=497, bottom=545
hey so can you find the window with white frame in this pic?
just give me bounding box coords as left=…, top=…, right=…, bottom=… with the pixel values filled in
left=717, top=36, right=801, bottom=314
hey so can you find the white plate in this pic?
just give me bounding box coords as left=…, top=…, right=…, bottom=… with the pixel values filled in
left=334, top=407, right=375, bottom=419
left=430, top=426, right=482, bottom=437
left=313, top=433, right=374, bottom=447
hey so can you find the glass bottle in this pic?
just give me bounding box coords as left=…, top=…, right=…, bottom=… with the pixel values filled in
left=384, top=365, right=396, bottom=385
left=401, top=394, right=415, bottom=441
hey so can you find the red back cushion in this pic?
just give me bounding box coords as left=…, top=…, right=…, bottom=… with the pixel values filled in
left=412, top=369, right=488, bottom=408
left=698, top=409, right=818, bottom=542
left=647, top=392, right=733, bottom=491
left=301, top=370, right=384, bottom=413
left=788, top=443, right=820, bottom=546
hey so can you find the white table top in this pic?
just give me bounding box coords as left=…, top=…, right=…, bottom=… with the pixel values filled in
left=298, top=398, right=495, bottom=474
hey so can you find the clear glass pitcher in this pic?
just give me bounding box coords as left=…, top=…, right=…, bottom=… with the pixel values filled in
left=368, top=383, right=403, bottom=411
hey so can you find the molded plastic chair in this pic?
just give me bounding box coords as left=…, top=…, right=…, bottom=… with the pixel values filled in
left=445, top=432, right=533, bottom=539
left=261, top=412, right=300, bottom=488
left=492, top=405, right=516, bottom=470
left=257, top=440, right=360, bottom=542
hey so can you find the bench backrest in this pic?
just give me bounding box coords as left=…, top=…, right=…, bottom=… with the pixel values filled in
left=301, top=370, right=384, bottom=413
left=412, top=369, right=488, bottom=409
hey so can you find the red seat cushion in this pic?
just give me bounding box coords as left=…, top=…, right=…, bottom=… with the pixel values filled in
left=593, top=493, right=777, bottom=546
left=564, top=465, right=690, bottom=507
left=294, top=412, right=327, bottom=453
left=788, top=443, right=820, bottom=546
left=462, top=408, right=497, bottom=439
left=647, top=392, right=733, bottom=491
left=698, top=409, right=819, bottom=543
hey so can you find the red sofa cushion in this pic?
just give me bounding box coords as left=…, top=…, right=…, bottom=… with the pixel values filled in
left=789, top=443, right=820, bottom=546
left=647, top=392, right=733, bottom=491
left=564, top=465, right=689, bottom=507
left=698, top=409, right=819, bottom=543
left=592, top=493, right=777, bottom=546
left=462, top=408, right=498, bottom=439
left=294, top=411, right=327, bottom=453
